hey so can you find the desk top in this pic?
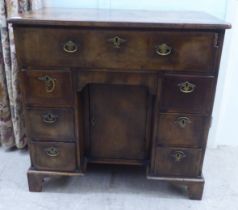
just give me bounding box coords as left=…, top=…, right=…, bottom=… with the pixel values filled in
left=8, top=7, right=231, bottom=30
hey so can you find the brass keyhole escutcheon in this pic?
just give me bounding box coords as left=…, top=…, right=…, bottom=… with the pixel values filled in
left=175, top=117, right=192, bottom=128
left=108, top=36, right=126, bottom=48
left=178, top=81, right=196, bottom=93
left=170, top=151, right=186, bottom=162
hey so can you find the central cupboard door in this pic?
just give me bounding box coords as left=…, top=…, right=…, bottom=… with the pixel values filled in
left=88, top=84, right=150, bottom=162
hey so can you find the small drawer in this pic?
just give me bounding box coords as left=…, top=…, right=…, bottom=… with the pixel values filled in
left=25, top=108, right=75, bottom=141
left=157, top=113, right=210, bottom=147
left=15, top=27, right=216, bottom=72
left=30, top=141, right=76, bottom=171
left=152, top=147, right=202, bottom=177
left=160, top=75, right=215, bottom=114
left=21, top=70, right=73, bottom=107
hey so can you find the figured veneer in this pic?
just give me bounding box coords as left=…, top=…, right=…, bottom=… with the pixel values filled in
left=15, top=28, right=216, bottom=72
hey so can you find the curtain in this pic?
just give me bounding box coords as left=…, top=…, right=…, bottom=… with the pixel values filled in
left=0, top=0, right=43, bottom=148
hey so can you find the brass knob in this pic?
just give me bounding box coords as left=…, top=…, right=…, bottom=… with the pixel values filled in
left=108, top=36, right=126, bottom=48
left=175, top=117, right=191, bottom=128
left=45, top=147, right=59, bottom=157
left=38, top=75, right=56, bottom=93
left=178, top=81, right=196, bottom=93
left=63, top=40, right=78, bottom=53
left=155, top=43, right=172, bottom=56
left=42, top=112, right=58, bottom=124
left=170, top=151, right=186, bottom=162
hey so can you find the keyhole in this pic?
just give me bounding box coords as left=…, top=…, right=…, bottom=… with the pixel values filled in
left=179, top=119, right=187, bottom=128
left=45, top=76, right=50, bottom=81
left=184, top=82, right=190, bottom=91
left=91, top=118, right=96, bottom=127
left=47, top=113, right=53, bottom=120
left=50, top=147, right=55, bottom=153
left=176, top=153, right=181, bottom=160
left=181, top=119, right=185, bottom=126
left=115, top=37, right=119, bottom=43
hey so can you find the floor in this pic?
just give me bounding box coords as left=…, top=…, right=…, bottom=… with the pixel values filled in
left=0, top=146, right=237, bottom=210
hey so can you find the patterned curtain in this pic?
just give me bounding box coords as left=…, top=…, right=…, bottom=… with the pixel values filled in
left=0, top=0, right=43, bottom=148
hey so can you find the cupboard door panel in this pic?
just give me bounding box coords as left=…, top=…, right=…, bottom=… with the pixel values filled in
left=88, top=84, right=149, bottom=161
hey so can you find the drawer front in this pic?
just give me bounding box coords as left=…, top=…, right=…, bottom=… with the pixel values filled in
left=15, top=27, right=216, bottom=72
left=30, top=142, right=76, bottom=171
left=152, top=147, right=202, bottom=177
left=25, top=108, right=75, bottom=141
left=157, top=113, right=209, bottom=147
left=21, top=70, right=73, bottom=107
left=160, top=75, right=215, bottom=114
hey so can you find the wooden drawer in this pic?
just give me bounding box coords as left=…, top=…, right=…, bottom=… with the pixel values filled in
left=21, top=70, right=73, bottom=107
left=152, top=147, right=202, bottom=177
left=160, top=75, right=215, bottom=114
left=25, top=108, right=75, bottom=141
left=157, top=113, right=210, bottom=147
left=15, top=27, right=216, bottom=72
left=30, top=142, right=76, bottom=171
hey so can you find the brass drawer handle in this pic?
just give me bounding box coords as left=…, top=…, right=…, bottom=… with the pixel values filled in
left=155, top=43, right=172, bottom=56
left=108, top=36, right=126, bottom=48
left=170, top=151, right=186, bottom=162
left=45, top=147, right=59, bottom=157
left=175, top=117, right=191, bottom=128
left=63, top=40, right=78, bottom=53
left=38, top=75, right=56, bottom=93
left=42, top=112, right=58, bottom=124
left=178, top=81, right=196, bottom=93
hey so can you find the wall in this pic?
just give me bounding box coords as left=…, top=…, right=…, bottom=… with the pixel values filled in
left=208, top=0, right=238, bottom=147
left=43, top=0, right=238, bottom=147
left=43, top=0, right=227, bottom=18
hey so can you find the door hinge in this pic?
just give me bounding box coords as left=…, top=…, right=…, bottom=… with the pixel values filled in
left=214, top=33, right=220, bottom=48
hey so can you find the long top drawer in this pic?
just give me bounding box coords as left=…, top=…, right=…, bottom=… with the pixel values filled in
left=14, top=27, right=218, bottom=72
